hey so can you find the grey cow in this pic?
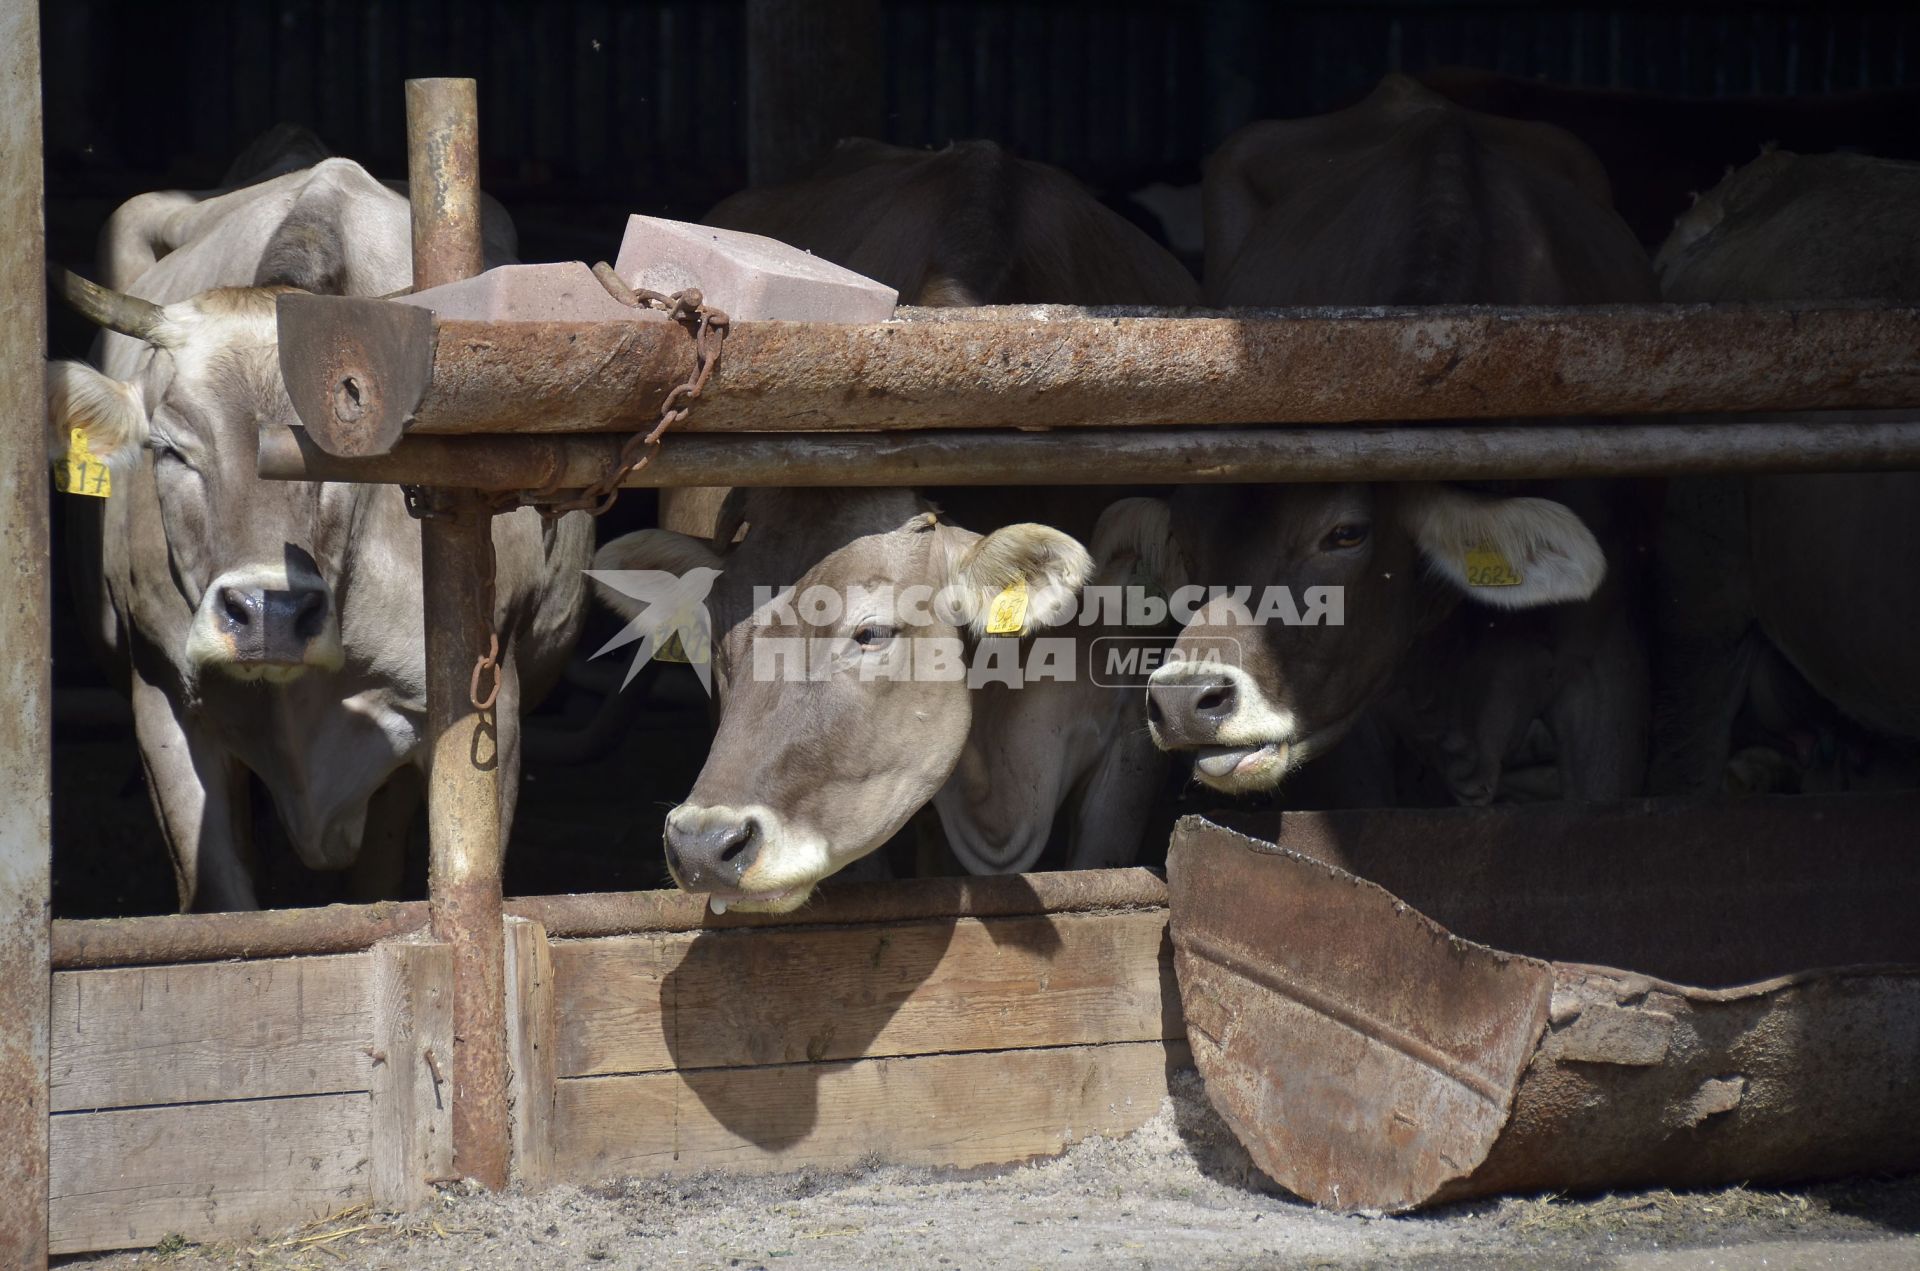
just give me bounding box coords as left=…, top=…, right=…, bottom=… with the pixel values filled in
left=592, top=138, right=1198, bottom=909
left=48, top=147, right=591, bottom=910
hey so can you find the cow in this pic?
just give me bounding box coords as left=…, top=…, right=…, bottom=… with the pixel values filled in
left=1141, top=75, right=1656, bottom=805
left=47, top=143, right=592, bottom=911
left=1649, top=150, right=1920, bottom=796
left=1414, top=67, right=1920, bottom=248
left=591, top=139, right=1198, bottom=907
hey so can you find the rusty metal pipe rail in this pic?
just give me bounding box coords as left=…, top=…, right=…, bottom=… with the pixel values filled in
left=276, top=295, right=1920, bottom=458
left=48, top=869, right=1170, bottom=969
left=260, top=416, right=1920, bottom=489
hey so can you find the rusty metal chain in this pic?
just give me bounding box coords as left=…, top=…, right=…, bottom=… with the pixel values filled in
left=472, top=265, right=730, bottom=700
left=509, top=262, right=730, bottom=518
left=469, top=631, right=501, bottom=711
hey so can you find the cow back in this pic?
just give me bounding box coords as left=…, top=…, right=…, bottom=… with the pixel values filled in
left=1204, top=74, right=1655, bottom=307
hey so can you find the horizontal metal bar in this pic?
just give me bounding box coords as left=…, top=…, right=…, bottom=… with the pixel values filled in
left=50, top=902, right=431, bottom=969
left=259, top=416, right=1920, bottom=489
left=276, top=296, right=1920, bottom=458
left=49, top=869, right=1171, bottom=969
left=518, top=868, right=1170, bottom=940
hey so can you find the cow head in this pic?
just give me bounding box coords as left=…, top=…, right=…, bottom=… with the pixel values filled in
left=47, top=273, right=345, bottom=687
left=593, top=488, right=1091, bottom=913
left=1142, top=483, right=1604, bottom=794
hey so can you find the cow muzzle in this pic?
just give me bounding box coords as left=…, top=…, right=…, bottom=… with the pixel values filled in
left=188, top=565, right=344, bottom=683
left=661, top=802, right=823, bottom=914
left=1146, top=661, right=1297, bottom=792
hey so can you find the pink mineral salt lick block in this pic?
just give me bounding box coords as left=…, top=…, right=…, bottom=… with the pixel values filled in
left=400, top=261, right=663, bottom=323
left=613, top=215, right=898, bottom=322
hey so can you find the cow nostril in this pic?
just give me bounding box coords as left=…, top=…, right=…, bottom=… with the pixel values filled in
left=1195, top=681, right=1236, bottom=717
left=718, top=818, right=759, bottom=866
left=220, top=586, right=253, bottom=628
left=292, top=589, right=328, bottom=640
left=1146, top=692, right=1165, bottom=730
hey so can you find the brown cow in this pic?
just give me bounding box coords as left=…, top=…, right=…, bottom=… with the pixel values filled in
left=593, top=139, right=1198, bottom=906
left=1417, top=66, right=1920, bottom=247
left=1650, top=150, right=1920, bottom=795
left=1143, top=75, right=1656, bottom=804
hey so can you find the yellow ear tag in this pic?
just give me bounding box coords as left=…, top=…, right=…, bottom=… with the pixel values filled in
left=1464, top=542, right=1522, bottom=588
left=985, top=578, right=1030, bottom=635
left=654, top=631, right=690, bottom=663
left=55, top=428, right=111, bottom=499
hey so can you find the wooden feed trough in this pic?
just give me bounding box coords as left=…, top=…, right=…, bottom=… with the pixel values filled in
left=47, top=872, right=1184, bottom=1253
left=44, top=795, right=1920, bottom=1252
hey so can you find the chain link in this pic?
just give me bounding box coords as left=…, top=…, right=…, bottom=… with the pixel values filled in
left=469, top=631, right=502, bottom=711
left=511, top=262, right=730, bottom=518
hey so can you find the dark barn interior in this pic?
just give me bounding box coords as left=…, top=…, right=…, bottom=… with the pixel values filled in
left=40, top=0, right=1920, bottom=916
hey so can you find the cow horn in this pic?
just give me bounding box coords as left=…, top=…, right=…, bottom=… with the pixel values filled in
left=47, top=264, right=170, bottom=342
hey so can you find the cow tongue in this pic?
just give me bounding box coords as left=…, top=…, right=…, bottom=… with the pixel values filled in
left=1194, top=742, right=1283, bottom=780
left=708, top=887, right=799, bottom=916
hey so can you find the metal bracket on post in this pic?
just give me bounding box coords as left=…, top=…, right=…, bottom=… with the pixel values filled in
left=405, top=75, right=510, bottom=1192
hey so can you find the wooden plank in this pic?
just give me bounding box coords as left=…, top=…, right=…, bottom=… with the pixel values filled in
left=49, top=954, right=374, bottom=1112
left=504, top=917, right=556, bottom=1186
left=551, top=910, right=1180, bottom=1078
left=368, top=939, right=453, bottom=1212
left=49, top=1093, right=370, bottom=1255
left=551, top=1040, right=1188, bottom=1180
left=0, top=0, right=50, bottom=1260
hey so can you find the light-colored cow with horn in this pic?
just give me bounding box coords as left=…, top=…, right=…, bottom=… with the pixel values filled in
left=48, top=138, right=590, bottom=910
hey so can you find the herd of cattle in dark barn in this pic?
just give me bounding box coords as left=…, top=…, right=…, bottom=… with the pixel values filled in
left=40, top=16, right=1920, bottom=920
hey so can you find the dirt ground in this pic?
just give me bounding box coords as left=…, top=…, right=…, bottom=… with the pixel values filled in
left=64, top=1073, right=1920, bottom=1271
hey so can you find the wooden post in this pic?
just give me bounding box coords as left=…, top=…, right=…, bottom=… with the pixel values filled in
left=745, top=0, right=884, bottom=187
left=0, top=0, right=52, bottom=1262
left=503, top=916, right=556, bottom=1186
left=405, top=77, right=509, bottom=1190
left=369, top=938, right=456, bottom=1211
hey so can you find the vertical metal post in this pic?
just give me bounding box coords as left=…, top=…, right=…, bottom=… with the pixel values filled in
left=405, top=77, right=509, bottom=1190
left=0, top=0, right=52, bottom=1262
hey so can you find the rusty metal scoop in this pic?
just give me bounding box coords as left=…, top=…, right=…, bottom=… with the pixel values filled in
left=1167, top=798, right=1920, bottom=1213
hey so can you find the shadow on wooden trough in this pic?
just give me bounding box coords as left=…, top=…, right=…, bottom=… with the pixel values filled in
left=1168, top=795, right=1920, bottom=1214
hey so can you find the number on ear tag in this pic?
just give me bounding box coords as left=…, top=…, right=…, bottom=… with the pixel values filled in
left=985, top=579, right=1030, bottom=635
left=1465, top=542, right=1522, bottom=587
left=55, top=428, right=111, bottom=499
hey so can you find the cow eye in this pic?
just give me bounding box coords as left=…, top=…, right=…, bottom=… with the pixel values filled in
left=1322, top=523, right=1370, bottom=550
left=852, top=623, right=895, bottom=650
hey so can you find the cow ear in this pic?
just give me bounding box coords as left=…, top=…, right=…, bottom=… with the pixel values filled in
left=47, top=360, right=148, bottom=469
left=944, top=523, right=1093, bottom=638
left=589, top=529, right=724, bottom=620
left=1401, top=484, right=1606, bottom=608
